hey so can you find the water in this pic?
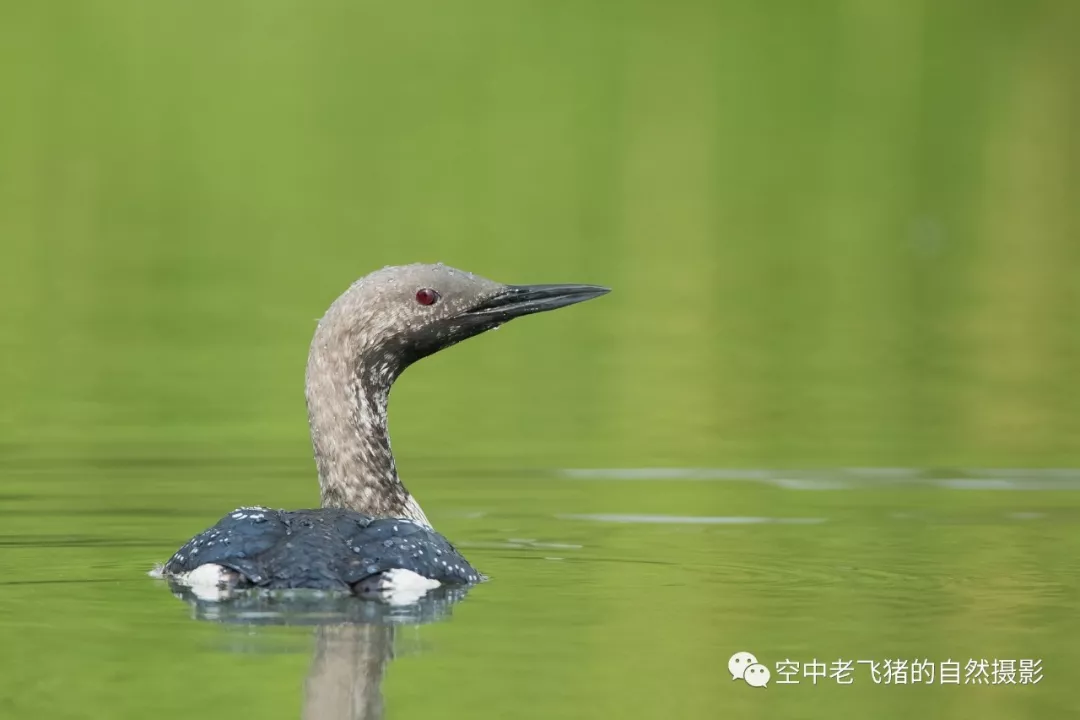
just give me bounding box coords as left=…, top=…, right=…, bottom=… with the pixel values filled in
left=1, top=1, right=1079, bottom=718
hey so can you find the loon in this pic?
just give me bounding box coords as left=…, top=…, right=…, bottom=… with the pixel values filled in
left=156, top=263, right=609, bottom=601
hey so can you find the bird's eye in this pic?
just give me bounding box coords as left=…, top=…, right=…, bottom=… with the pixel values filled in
left=415, top=288, right=440, bottom=306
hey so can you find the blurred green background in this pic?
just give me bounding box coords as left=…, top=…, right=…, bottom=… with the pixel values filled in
left=0, top=1, right=1078, bottom=719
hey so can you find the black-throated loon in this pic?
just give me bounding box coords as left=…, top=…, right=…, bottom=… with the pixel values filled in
left=154, top=263, right=609, bottom=602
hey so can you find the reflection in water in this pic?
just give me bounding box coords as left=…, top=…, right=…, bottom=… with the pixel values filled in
left=167, top=583, right=471, bottom=720
left=304, top=624, right=394, bottom=720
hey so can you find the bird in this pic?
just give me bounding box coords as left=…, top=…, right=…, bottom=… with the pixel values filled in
left=153, top=263, right=609, bottom=603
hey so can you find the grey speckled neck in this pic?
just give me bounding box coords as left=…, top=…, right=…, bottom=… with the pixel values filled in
left=305, top=320, right=424, bottom=525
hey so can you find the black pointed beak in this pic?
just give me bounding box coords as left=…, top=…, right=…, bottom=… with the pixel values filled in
left=465, top=283, right=610, bottom=321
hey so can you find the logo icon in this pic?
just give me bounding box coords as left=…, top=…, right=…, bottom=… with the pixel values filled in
left=744, top=663, right=771, bottom=688
left=729, top=651, right=758, bottom=680
left=729, top=651, right=770, bottom=688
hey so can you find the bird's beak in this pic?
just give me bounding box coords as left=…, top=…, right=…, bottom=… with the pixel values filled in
left=464, top=283, right=610, bottom=322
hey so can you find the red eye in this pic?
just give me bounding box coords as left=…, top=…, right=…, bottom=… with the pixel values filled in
left=415, top=288, right=440, bottom=306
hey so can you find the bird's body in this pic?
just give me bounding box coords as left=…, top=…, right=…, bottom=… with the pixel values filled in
left=162, top=507, right=480, bottom=598
left=156, top=263, right=607, bottom=602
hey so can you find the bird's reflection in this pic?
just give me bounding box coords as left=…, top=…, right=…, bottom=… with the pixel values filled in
left=167, top=582, right=471, bottom=720
left=303, top=623, right=394, bottom=720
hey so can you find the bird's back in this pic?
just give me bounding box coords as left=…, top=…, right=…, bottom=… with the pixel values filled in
left=163, top=507, right=481, bottom=592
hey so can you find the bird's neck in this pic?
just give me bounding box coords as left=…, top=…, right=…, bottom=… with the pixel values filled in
left=304, top=334, right=430, bottom=527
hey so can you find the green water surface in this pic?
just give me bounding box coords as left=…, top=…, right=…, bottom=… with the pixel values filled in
left=1, top=1, right=1078, bottom=718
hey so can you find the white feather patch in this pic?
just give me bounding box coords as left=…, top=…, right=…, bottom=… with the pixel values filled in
left=169, top=563, right=234, bottom=602
left=356, top=568, right=442, bottom=605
